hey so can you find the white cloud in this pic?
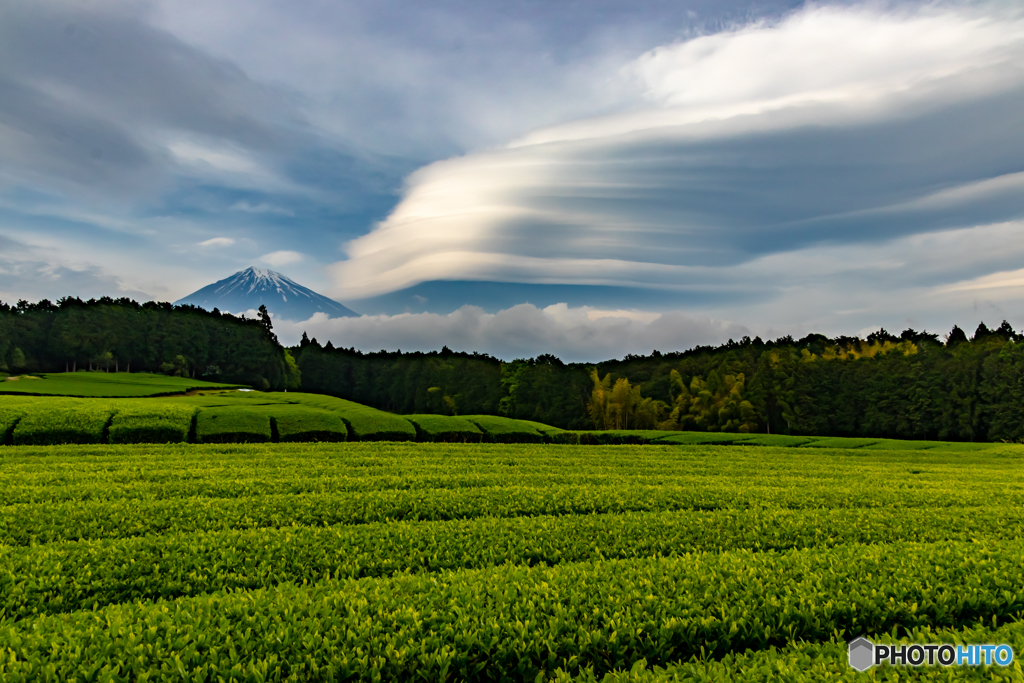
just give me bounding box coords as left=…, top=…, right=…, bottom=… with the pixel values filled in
left=149, top=0, right=644, bottom=158
left=259, top=250, right=304, bottom=266
left=940, top=267, right=1024, bottom=295
left=516, top=4, right=1024, bottom=147
left=230, top=201, right=294, bottom=216
left=0, top=195, right=158, bottom=236
left=715, top=219, right=1024, bottom=335
left=586, top=308, right=661, bottom=323
left=0, top=231, right=155, bottom=303
left=273, top=303, right=750, bottom=362
left=633, top=5, right=1022, bottom=109
left=329, top=4, right=1024, bottom=301
left=167, top=139, right=301, bottom=193
left=198, top=237, right=235, bottom=248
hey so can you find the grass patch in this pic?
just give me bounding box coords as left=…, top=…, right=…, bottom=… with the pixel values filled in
left=407, top=415, right=484, bottom=443
left=860, top=438, right=940, bottom=451
left=799, top=437, right=884, bottom=449
left=652, top=432, right=759, bottom=446
left=736, top=434, right=820, bottom=447
left=0, top=372, right=241, bottom=397
left=862, top=439, right=999, bottom=452
left=926, top=441, right=1005, bottom=452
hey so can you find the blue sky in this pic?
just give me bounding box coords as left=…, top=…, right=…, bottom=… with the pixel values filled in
left=2, top=0, right=1024, bottom=360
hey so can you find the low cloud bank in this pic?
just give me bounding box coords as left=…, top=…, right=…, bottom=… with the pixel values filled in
left=272, top=303, right=750, bottom=363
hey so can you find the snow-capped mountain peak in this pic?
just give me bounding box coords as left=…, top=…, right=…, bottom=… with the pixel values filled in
left=175, top=267, right=358, bottom=321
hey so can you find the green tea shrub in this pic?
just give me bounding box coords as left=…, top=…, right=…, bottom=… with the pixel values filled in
left=195, top=407, right=271, bottom=443
left=466, top=415, right=545, bottom=443
left=285, top=393, right=416, bottom=441
left=11, top=400, right=114, bottom=445
left=274, top=408, right=348, bottom=442
left=108, top=403, right=196, bottom=444
left=407, top=414, right=484, bottom=442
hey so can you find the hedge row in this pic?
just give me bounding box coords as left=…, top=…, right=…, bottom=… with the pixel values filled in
left=3, top=473, right=1020, bottom=546
left=558, top=620, right=1024, bottom=682
left=2, top=541, right=1023, bottom=680
left=2, top=506, right=1023, bottom=622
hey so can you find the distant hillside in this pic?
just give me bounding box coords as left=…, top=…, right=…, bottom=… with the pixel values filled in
left=175, top=267, right=357, bottom=321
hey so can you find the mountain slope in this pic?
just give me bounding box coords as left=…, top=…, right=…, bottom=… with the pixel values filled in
left=175, top=267, right=358, bottom=321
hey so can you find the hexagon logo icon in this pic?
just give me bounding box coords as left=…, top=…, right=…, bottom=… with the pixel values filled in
left=849, top=637, right=875, bottom=672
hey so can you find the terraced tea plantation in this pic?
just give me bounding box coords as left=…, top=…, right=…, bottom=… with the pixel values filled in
left=0, top=390, right=572, bottom=446
left=1, top=440, right=1023, bottom=681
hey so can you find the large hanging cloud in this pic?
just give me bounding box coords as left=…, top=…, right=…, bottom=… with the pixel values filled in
left=329, top=4, right=1024, bottom=301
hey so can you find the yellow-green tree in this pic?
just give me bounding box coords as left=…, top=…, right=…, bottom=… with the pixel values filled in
left=662, top=366, right=758, bottom=432
left=589, top=369, right=666, bottom=429
left=588, top=369, right=612, bottom=429
left=160, top=354, right=189, bottom=377
left=283, top=349, right=302, bottom=390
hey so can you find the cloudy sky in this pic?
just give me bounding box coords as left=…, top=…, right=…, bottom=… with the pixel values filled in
left=2, top=0, right=1023, bottom=360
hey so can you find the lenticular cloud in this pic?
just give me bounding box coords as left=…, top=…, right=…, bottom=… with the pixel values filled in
left=329, top=4, right=1024, bottom=301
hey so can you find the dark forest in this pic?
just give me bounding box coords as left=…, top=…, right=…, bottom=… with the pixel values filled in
left=4, top=297, right=1023, bottom=441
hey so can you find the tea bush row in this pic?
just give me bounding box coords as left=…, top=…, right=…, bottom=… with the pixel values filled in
left=558, top=620, right=1024, bottom=682
left=3, top=506, right=1023, bottom=622
left=5, top=470, right=1020, bottom=546
left=2, top=541, right=1023, bottom=681
left=0, top=396, right=578, bottom=445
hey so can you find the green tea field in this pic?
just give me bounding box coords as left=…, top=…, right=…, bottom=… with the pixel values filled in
left=1, top=441, right=1023, bottom=680
left=0, top=372, right=242, bottom=397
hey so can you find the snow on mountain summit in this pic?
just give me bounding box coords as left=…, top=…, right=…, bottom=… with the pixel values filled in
left=175, top=267, right=358, bottom=321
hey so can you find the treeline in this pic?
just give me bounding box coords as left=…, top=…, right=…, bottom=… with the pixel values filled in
left=296, top=337, right=507, bottom=417
left=5, top=295, right=1024, bottom=441
left=0, top=298, right=299, bottom=390
left=294, top=322, right=1024, bottom=442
